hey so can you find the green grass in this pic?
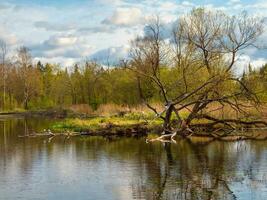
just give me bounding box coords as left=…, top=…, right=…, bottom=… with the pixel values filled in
left=50, top=114, right=163, bottom=132
left=49, top=109, right=195, bottom=133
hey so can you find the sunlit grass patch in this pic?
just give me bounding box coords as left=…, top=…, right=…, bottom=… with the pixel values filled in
left=50, top=114, right=163, bottom=132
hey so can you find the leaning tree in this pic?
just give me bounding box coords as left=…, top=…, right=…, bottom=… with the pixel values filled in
left=124, top=8, right=266, bottom=137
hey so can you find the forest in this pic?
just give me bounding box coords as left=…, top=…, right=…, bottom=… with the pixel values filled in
left=0, top=8, right=267, bottom=136
left=0, top=47, right=266, bottom=112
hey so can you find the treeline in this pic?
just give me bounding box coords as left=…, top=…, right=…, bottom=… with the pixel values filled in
left=241, top=64, right=267, bottom=100
left=0, top=48, right=266, bottom=111
left=0, top=46, right=143, bottom=111
left=0, top=45, right=266, bottom=112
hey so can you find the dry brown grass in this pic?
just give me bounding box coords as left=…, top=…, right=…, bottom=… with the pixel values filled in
left=129, top=103, right=165, bottom=113
left=69, top=104, right=94, bottom=115
left=68, top=103, right=166, bottom=117
left=94, top=104, right=130, bottom=116
left=203, top=102, right=265, bottom=120
left=95, top=103, right=165, bottom=116
left=68, top=102, right=267, bottom=122
left=259, top=104, right=267, bottom=119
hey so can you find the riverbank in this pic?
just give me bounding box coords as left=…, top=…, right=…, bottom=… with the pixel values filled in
left=44, top=115, right=267, bottom=141
left=48, top=113, right=162, bottom=137
left=0, top=108, right=74, bottom=119
left=2, top=105, right=267, bottom=141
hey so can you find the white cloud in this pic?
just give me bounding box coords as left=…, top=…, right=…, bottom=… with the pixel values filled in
left=160, top=2, right=178, bottom=10
left=102, top=7, right=143, bottom=26
left=90, top=45, right=130, bottom=65
left=34, top=21, right=76, bottom=32
left=147, top=1, right=194, bottom=24
left=0, top=27, right=17, bottom=45
left=0, top=3, right=12, bottom=10
left=78, top=25, right=115, bottom=33
left=251, top=58, right=267, bottom=68
left=248, top=2, right=267, bottom=10
left=96, top=0, right=123, bottom=6
left=33, top=56, right=77, bottom=67
left=31, top=34, right=93, bottom=59
left=181, top=1, right=195, bottom=7
left=228, top=0, right=241, bottom=4
left=234, top=55, right=267, bottom=75
left=46, top=35, right=78, bottom=47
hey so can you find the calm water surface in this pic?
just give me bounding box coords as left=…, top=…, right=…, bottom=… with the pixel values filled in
left=0, top=117, right=267, bottom=200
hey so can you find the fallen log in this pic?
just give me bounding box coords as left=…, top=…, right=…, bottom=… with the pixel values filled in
left=18, top=124, right=149, bottom=139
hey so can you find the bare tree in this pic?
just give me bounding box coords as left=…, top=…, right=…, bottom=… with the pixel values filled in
left=126, top=9, right=266, bottom=138
left=16, top=46, right=40, bottom=109
left=0, top=40, right=8, bottom=110
left=180, top=9, right=264, bottom=74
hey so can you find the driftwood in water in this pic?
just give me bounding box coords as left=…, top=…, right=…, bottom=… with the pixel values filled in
left=18, top=129, right=80, bottom=138
left=18, top=124, right=149, bottom=140
left=147, top=125, right=267, bottom=143
left=146, top=132, right=177, bottom=143
left=146, top=126, right=194, bottom=143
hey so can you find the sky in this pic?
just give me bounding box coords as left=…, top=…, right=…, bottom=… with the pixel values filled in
left=0, top=0, right=266, bottom=70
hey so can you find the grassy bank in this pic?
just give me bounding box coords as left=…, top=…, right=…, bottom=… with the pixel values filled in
left=48, top=114, right=267, bottom=140
left=2, top=103, right=267, bottom=140
left=50, top=113, right=163, bottom=133
left=49, top=103, right=186, bottom=133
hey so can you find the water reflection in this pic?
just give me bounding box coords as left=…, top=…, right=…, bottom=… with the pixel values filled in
left=0, top=117, right=267, bottom=200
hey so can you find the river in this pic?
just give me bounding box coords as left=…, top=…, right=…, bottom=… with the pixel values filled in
left=0, top=116, right=267, bottom=200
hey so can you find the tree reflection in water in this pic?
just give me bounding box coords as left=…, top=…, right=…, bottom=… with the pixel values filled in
left=130, top=140, right=266, bottom=200
left=0, top=117, right=266, bottom=200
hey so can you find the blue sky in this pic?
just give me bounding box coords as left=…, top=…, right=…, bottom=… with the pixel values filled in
left=0, top=0, right=266, bottom=69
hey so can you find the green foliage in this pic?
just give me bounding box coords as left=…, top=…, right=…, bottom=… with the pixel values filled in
left=0, top=58, right=150, bottom=111
left=244, top=63, right=267, bottom=101
left=1, top=58, right=267, bottom=111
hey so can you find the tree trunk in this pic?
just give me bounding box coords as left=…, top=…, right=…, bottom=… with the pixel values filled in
left=24, top=100, right=28, bottom=110
left=8, top=91, right=11, bottom=110
left=162, top=104, right=174, bottom=134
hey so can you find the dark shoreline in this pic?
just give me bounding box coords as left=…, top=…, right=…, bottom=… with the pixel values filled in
left=0, top=109, right=68, bottom=118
